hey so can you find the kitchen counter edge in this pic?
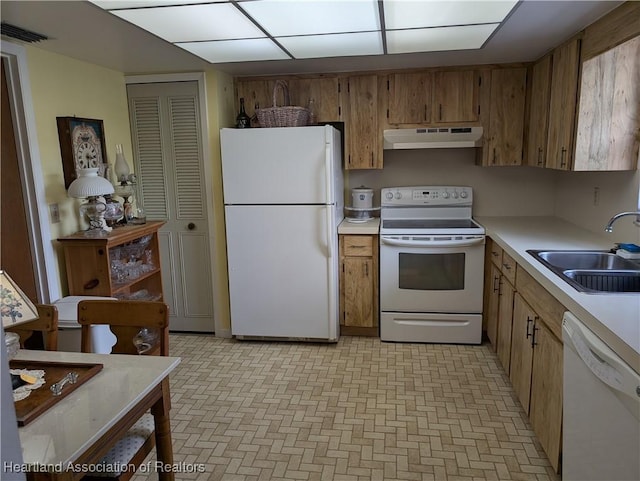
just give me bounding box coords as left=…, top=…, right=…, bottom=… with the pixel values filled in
left=338, top=218, right=381, bottom=235
left=476, top=216, right=640, bottom=374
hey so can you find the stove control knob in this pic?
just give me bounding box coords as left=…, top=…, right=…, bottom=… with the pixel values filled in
left=452, top=192, right=459, bottom=199
left=460, top=191, right=468, bottom=199
left=394, top=192, right=402, bottom=200
left=385, top=191, right=394, bottom=200
left=442, top=192, right=450, bottom=199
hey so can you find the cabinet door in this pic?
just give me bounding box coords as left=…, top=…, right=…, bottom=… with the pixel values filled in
left=509, top=293, right=535, bottom=412
left=343, top=256, right=375, bottom=327
left=529, top=321, right=563, bottom=473
left=526, top=55, right=552, bottom=167
left=387, top=72, right=432, bottom=124
left=574, top=35, right=640, bottom=171
left=485, top=263, right=501, bottom=350
left=236, top=79, right=274, bottom=123
left=547, top=38, right=581, bottom=170
left=433, top=70, right=479, bottom=123
left=344, top=75, right=381, bottom=169
left=290, top=77, right=339, bottom=123
left=496, top=278, right=515, bottom=373
left=486, top=68, right=527, bottom=166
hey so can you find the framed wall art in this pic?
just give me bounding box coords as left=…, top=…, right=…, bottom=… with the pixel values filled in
left=56, top=117, right=108, bottom=189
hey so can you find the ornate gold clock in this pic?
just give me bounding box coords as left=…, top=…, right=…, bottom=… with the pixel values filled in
left=57, top=117, right=108, bottom=189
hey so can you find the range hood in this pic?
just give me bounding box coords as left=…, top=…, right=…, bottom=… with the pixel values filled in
left=383, top=126, right=483, bottom=150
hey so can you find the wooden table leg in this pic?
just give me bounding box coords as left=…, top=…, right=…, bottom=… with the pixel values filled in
left=151, top=378, right=174, bottom=481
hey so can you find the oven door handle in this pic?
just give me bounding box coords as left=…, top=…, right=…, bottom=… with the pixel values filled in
left=380, top=236, right=485, bottom=248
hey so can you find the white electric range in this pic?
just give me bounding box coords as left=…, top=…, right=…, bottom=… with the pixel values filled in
left=379, top=186, right=485, bottom=344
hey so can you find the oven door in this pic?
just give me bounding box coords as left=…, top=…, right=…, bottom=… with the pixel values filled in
left=380, top=234, right=485, bottom=313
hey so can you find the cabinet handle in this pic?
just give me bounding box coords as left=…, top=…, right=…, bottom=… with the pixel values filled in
left=439, top=104, right=443, bottom=121
left=531, top=321, right=540, bottom=347
left=424, top=104, right=427, bottom=121
left=525, top=317, right=534, bottom=339
left=492, top=275, right=500, bottom=293
left=365, top=263, right=369, bottom=277
left=83, top=279, right=99, bottom=290
left=537, top=147, right=543, bottom=166
left=492, top=148, right=497, bottom=164
left=187, top=222, right=196, bottom=230
left=560, top=148, right=567, bottom=168
left=502, top=263, right=512, bottom=271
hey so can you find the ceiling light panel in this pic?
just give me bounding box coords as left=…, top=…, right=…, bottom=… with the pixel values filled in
left=111, top=3, right=265, bottom=42
left=384, top=0, right=518, bottom=29
left=238, top=0, right=380, bottom=37
left=90, top=0, right=224, bottom=9
left=387, top=24, right=499, bottom=54
left=176, top=38, right=290, bottom=63
left=278, top=31, right=383, bottom=59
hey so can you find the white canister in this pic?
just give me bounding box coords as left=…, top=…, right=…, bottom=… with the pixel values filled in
left=351, top=186, right=374, bottom=209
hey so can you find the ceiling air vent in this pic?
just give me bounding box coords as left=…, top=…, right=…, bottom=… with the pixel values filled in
left=1, top=23, right=48, bottom=43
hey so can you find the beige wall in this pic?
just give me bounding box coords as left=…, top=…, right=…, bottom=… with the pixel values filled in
left=24, top=45, right=133, bottom=295
left=204, top=69, right=235, bottom=334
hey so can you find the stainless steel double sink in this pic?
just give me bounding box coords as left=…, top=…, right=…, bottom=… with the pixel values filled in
left=527, top=250, right=640, bottom=294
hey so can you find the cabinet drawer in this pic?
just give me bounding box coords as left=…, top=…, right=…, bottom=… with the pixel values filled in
left=501, top=252, right=517, bottom=285
left=488, top=239, right=503, bottom=267
left=342, top=235, right=374, bottom=256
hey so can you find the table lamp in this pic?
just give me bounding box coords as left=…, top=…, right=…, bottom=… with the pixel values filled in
left=68, top=167, right=115, bottom=237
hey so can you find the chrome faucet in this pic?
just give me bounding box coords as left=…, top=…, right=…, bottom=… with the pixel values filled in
left=604, top=211, right=640, bottom=232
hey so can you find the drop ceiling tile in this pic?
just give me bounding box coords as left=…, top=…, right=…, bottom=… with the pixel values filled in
left=387, top=24, right=499, bottom=54
left=278, top=31, right=383, bottom=59
left=176, top=38, right=290, bottom=63
left=239, top=0, right=380, bottom=36
left=384, top=0, right=518, bottom=29
left=111, top=3, right=264, bottom=42
left=90, top=0, right=226, bottom=9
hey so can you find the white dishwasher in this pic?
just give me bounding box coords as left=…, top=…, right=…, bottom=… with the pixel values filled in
left=562, top=311, right=640, bottom=481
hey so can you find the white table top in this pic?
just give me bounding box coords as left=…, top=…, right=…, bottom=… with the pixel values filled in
left=476, top=216, right=640, bottom=373
left=15, top=350, right=180, bottom=467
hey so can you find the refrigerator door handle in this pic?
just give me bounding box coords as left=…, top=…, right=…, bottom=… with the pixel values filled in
left=325, top=142, right=333, bottom=259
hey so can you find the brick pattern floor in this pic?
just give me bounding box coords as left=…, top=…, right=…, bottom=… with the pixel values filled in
left=132, top=334, right=560, bottom=481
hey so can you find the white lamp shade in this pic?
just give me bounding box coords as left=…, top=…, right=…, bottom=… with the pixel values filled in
left=68, top=168, right=115, bottom=198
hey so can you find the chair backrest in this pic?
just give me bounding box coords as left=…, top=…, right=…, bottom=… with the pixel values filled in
left=5, top=304, right=59, bottom=350
left=77, top=300, right=169, bottom=356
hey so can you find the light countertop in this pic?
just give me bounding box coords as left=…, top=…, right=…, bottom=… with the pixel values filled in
left=338, top=218, right=380, bottom=235
left=476, top=216, right=640, bottom=373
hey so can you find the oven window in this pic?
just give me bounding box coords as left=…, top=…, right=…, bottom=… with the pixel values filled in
left=399, top=253, right=465, bottom=290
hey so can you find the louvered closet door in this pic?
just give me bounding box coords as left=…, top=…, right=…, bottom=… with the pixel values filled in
left=127, top=81, right=214, bottom=332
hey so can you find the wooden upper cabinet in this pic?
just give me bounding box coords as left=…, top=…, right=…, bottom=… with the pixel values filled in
left=526, top=55, right=552, bottom=167
left=288, top=77, right=339, bottom=123
left=485, top=67, right=527, bottom=166
left=546, top=37, right=581, bottom=170
left=433, top=70, right=480, bottom=123
left=235, top=79, right=273, bottom=123
left=343, top=75, right=381, bottom=169
left=387, top=72, right=432, bottom=124
left=574, top=35, right=640, bottom=171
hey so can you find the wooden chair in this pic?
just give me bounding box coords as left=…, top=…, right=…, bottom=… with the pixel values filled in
left=5, top=304, right=59, bottom=350
left=77, top=299, right=169, bottom=481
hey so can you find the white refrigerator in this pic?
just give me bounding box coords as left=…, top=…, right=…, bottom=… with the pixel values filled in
left=220, top=125, right=344, bottom=341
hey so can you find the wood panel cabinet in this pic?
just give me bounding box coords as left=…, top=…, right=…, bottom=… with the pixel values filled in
left=546, top=37, right=581, bottom=170
left=574, top=35, right=640, bottom=171
left=526, top=54, right=553, bottom=167
left=433, top=70, right=480, bottom=123
left=483, top=67, right=527, bottom=166
left=339, top=234, right=379, bottom=336
left=387, top=71, right=432, bottom=124
left=510, top=267, right=565, bottom=473
left=58, top=222, right=165, bottom=301
left=343, top=75, right=381, bottom=169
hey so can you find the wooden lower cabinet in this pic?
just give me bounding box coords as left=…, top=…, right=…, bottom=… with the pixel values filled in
left=496, top=277, right=515, bottom=373
left=484, top=262, right=501, bottom=347
left=339, top=234, right=379, bottom=336
left=509, top=292, right=563, bottom=473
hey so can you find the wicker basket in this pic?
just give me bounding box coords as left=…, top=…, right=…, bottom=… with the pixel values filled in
left=256, top=80, right=310, bottom=128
